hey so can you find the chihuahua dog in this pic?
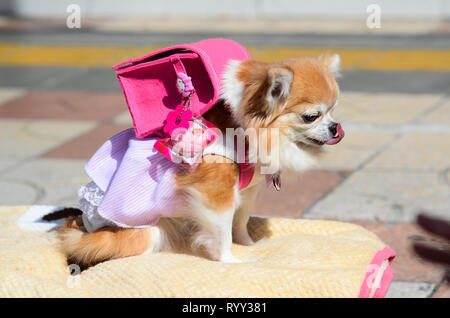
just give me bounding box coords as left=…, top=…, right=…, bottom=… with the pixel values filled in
left=58, top=54, right=344, bottom=268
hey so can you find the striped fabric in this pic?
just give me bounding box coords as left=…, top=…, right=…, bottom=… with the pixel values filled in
left=85, top=128, right=181, bottom=228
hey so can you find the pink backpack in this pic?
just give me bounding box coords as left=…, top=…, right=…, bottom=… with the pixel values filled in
left=113, top=38, right=251, bottom=138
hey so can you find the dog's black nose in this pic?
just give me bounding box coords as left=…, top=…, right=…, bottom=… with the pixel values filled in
left=329, top=123, right=338, bottom=136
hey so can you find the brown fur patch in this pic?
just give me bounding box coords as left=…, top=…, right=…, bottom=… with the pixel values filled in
left=175, top=155, right=239, bottom=212
left=203, top=100, right=239, bottom=134
left=284, top=57, right=339, bottom=111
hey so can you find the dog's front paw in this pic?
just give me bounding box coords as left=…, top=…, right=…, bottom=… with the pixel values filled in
left=219, top=253, right=242, bottom=263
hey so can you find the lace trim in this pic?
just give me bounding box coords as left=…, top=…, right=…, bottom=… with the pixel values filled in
left=77, top=181, right=104, bottom=207
left=77, top=182, right=115, bottom=232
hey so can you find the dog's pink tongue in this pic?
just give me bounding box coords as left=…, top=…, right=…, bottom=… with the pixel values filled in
left=325, top=123, right=345, bottom=145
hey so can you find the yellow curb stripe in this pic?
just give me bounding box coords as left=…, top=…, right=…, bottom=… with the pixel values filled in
left=361, top=50, right=450, bottom=71
left=248, top=47, right=381, bottom=70
left=0, top=43, right=160, bottom=68
left=0, top=43, right=449, bottom=71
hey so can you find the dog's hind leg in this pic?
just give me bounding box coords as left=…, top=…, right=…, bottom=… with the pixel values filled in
left=58, top=217, right=157, bottom=269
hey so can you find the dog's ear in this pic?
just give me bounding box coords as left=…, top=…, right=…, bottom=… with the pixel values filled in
left=221, top=59, right=269, bottom=113
left=221, top=60, right=244, bottom=112
left=320, top=54, right=341, bottom=77
left=221, top=60, right=292, bottom=123
left=266, top=67, right=293, bottom=105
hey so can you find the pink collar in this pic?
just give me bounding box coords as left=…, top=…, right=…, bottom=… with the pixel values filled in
left=222, top=103, right=255, bottom=190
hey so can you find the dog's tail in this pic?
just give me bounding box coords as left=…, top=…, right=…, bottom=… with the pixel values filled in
left=58, top=217, right=156, bottom=269
left=43, top=207, right=82, bottom=221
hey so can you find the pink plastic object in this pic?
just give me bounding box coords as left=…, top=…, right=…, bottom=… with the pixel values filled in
left=163, top=104, right=193, bottom=137
left=113, top=39, right=251, bottom=138
left=176, top=72, right=194, bottom=97
left=154, top=118, right=218, bottom=165
left=358, top=246, right=396, bottom=298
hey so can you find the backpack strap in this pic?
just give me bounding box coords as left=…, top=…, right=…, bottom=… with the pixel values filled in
left=170, top=55, right=187, bottom=74
left=171, top=56, right=194, bottom=98
left=202, top=136, right=255, bottom=191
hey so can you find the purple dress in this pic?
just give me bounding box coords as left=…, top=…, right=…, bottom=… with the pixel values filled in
left=78, top=128, right=182, bottom=232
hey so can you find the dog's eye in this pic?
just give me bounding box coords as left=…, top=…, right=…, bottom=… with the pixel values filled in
left=302, top=113, right=320, bottom=123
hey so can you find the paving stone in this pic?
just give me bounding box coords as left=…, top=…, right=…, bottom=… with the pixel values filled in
left=386, top=281, right=435, bottom=298
left=0, top=88, right=26, bottom=106
left=304, top=170, right=449, bottom=222
left=366, top=132, right=450, bottom=170
left=349, top=220, right=389, bottom=233
left=1, top=158, right=90, bottom=207
left=43, top=123, right=130, bottom=159
left=0, top=178, right=41, bottom=206
left=253, top=170, right=343, bottom=218
left=339, top=72, right=450, bottom=95
left=0, top=119, right=96, bottom=160
left=0, top=91, right=127, bottom=121
left=335, top=92, right=443, bottom=124
left=1, top=21, right=448, bottom=47
left=432, top=282, right=450, bottom=298
left=113, top=111, right=133, bottom=125
left=94, top=18, right=440, bottom=35
left=50, top=68, right=122, bottom=92
left=318, top=131, right=395, bottom=171
left=0, top=66, right=84, bottom=90
left=0, top=160, right=17, bottom=173
left=420, top=99, right=450, bottom=125
left=2, top=66, right=449, bottom=94
left=352, top=222, right=448, bottom=283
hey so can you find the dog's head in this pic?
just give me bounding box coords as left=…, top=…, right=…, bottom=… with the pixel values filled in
left=221, top=54, right=344, bottom=172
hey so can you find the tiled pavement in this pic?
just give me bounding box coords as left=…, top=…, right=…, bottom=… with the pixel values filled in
left=0, top=23, right=448, bottom=298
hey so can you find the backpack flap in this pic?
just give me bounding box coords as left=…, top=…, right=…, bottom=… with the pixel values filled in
left=115, top=50, right=214, bottom=138
left=114, top=39, right=251, bottom=138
